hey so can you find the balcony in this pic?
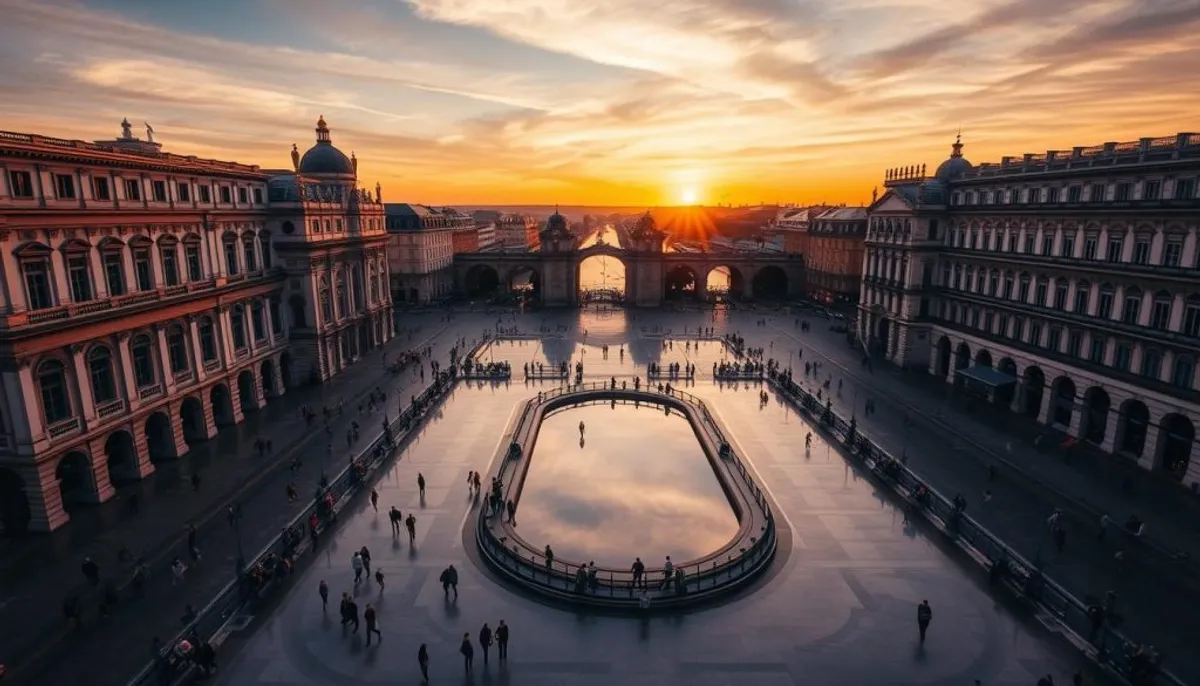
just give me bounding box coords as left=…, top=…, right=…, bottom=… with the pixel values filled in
left=138, top=383, right=164, bottom=400
left=47, top=417, right=82, bottom=440
left=173, top=369, right=196, bottom=386
left=96, top=399, right=126, bottom=419
left=203, top=358, right=222, bottom=372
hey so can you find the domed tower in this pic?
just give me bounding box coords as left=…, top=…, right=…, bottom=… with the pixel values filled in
left=298, top=116, right=357, bottom=178
left=933, top=133, right=973, bottom=182
left=628, top=210, right=665, bottom=252
left=539, top=206, right=575, bottom=253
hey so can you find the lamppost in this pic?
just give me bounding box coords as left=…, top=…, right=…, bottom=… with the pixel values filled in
left=230, top=503, right=245, bottom=572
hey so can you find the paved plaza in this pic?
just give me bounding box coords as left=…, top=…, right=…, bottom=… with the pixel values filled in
left=215, top=312, right=1090, bottom=686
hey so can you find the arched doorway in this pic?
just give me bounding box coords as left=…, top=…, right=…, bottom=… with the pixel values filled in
left=261, top=359, right=278, bottom=398
left=577, top=254, right=626, bottom=304
left=145, top=412, right=177, bottom=462
left=664, top=265, right=700, bottom=300
left=996, top=358, right=1018, bottom=407
left=56, top=451, right=95, bottom=509
left=104, top=430, right=139, bottom=486
left=875, top=317, right=891, bottom=355
left=1051, top=376, right=1076, bottom=427
left=935, top=336, right=952, bottom=378
left=953, top=342, right=970, bottom=386
left=0, top=468, right=31, bottom=534
left=464, top=264, right=500, bottom=298
left=1082, top=387, right=1111, bottom=445
left=1023, top=366, right=1045, bottom=418
left=751, top=265, right=788, bottom=300
left=508, top=266, right=541, bottom=301
left=280, top=352, right=294, bottom=390
left=237, top=370, right=259, bottom=412
left=180, top=396, right=207, bottom=445
left=1157, top=414, right=1195, bottom=481
left=1117, top=399, right=1150, bottom=457
left=706, top=266, right=744, bottom=299
left=210, top=383, right=235, bottom=426
left=974, top=349, right=993, bottom=368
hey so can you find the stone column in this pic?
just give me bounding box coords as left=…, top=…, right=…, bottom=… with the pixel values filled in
left=70, top=345, right=97, bottom=423
left=17, top=364, right=46, bottom=440
left=116, top=333, right=140, bottom=411
left=1037, top=385, right=1053, bottom=425
left=188, top=317, right=208, bottom=382
left=50, top=248, right=71, bottom=304
left=22, top=461, right=70, bottom=532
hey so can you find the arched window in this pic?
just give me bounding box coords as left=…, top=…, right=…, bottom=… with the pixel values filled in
left=97, top=237, right=127, bottom=297
left=167, top=325, right=190, bottom=373
left=17, top=242, right=56, bottom=310
left=1149, top=291, right=1173, bottom=330
left=231, top=305, right=247, bottom=350
left=130, top=334, right=157, bottom=387
left=183, top=234, right=204, bottom=282
left=88, top=346, right=118, bottom=403
left=1003, top=271, right=1015, bottom=299
left=223, top=233, right=239, bottom=276
left=198, top=317, right=218, bottom=362
left=1074, top=280, right=1091, bottom=313
left=1140, top=348, right=1162, bottom=380
left=319, top=276, right=332, bottom=324
left=62, top=239, right=94, bottom=303
left=38, top=359, right=72, bottom=424
left=242, top=232, right=258, bottom=272
left=158, top=236, right=180, bottom=286
left=1122, top=287, right=1143, bottom=325
left=129, top=236, right=154, bottom=291
left=1173, top=357, right=1195, bottom=390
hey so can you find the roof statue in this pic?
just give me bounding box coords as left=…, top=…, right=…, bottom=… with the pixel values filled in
left=375, top=182, right=382, bottom=203
left=351, top=151, right=358, bottom=175
left=120, top=118, right=133, bottom=140
left=143, top=122, right=155, bottom=143
left=290, top=143, right=300, bottom=171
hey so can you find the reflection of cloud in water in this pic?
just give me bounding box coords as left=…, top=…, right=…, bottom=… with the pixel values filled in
left=518, top=403, right=739, bottom=565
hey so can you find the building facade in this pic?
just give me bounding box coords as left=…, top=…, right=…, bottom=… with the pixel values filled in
left=496, top=214, right=538, bottom=251
left=452, top=227, right=479, bottom=254
left=806, top=207, right=867, bottom=306
left=0, top=117, right=391, bottom=533
left=385, top=204, right=471, bottom=303
left=771, top=206, right=822, bottom=255
left=860, top=133, right=1199, bottom=485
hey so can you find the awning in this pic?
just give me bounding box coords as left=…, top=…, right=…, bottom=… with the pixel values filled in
left=957, top=365, right=1017, bottom=388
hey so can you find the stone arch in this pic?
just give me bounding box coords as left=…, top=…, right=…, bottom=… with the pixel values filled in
left=935, top=336, right=952, bottom=378
left=280, top=351, right=295, bottom=390
left=954, top=342, right=971, bottom=370
left=1022, top=366, right=1045, bottom=418
left=705, top=265, right=745, bottom=298
left=664, top=265, right=700, bottom=300
left=0, top=468, right=32, bottom=534
left=577, top=252, right=627, bottom=302
left=104, top=429, right=139, bottom=486
left=751, top=265, right=788, bottom=300
left=210, top=383, right=236, bottom=426
left=144, top=411, right=177, bottom=461
left=464, top=264, right=500, bottom=298
left=179, top=396, right=207, bottom=445
left=237, top=369, right=258, bottom=412
left=1116, top=399, right=1150, bottom=457
left=507, top=265, right=541, bottom=299
left=1050, top=376, right=1076, bottom=427
left=996, top=357, right=1018, bottom=406
left=56, top=450, right=95, bottom=509
left=261, top=358, right=278, bottom=398
left=1157, top=414, right=1194, bottom=481
left=1081, top=387, right=1111, bottom=444
left=974, top=349, right=993, bottom=368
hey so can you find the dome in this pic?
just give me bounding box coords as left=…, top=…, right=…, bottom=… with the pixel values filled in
left=298, top=116, right=356, bottom=176
left=934, top=134, right=972, bottom=182
left=543, top=209, right=569, bottom=236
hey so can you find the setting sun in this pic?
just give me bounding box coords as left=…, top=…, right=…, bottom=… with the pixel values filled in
left=681, top=188, right=698, bottom=205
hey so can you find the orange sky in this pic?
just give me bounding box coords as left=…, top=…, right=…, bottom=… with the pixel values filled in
left=2, top=0, right=1199, bottom=206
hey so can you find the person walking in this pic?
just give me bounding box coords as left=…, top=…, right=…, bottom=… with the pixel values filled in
left=479, top=623, right=493, bottom=666
left=417, top=643, right=430, bottom=683
left=370, top=488, right=379, bottom=513
left=339, top=592, right=350, bottom=627
left=917, top=599, right=932, bottom=643
left=460, top=632, right=474, bottom=672
left=352, top=552, right=364, bottom=584
left=496, top=620, right=509, bottom=661
left=318, top=580, right=329, bottom=611
left=375, top=569, right=385, bottom=592
left=417, top=473, right=426, bottom=498
left=389, top=507, right=401, bottom=536
left=360, top=546, right=372, bottom=577
left=345, top=597, right=360, bottom=634
left=631, top=557, right=645, bottom=588
left=406, top=513, right=417, bottom=545
left=364, top=603, right=381, bottom=645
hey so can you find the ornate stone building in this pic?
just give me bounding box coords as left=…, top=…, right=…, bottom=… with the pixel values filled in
left=861, top=133, right=1199, bottom=485
left=806, top=207, right=867, bottom=306
left=0, top=117, right=391, bottom=533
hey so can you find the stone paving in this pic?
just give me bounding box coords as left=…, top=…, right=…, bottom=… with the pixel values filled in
left=215, top=312, right=1097, bottom=686
left=0, top=312, right=482, bottom=686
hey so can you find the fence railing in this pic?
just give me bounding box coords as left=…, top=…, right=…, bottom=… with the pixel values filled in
left=765, top=370, right=1180, bottom=686
left=124, top=339, right=490, bottom=686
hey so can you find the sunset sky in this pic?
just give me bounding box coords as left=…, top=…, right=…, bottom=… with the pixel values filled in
left=1, top=0, right=1198, bottom=206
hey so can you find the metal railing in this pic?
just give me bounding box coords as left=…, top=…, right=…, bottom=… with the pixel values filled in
left=765, top=371, right=1181, bottom=686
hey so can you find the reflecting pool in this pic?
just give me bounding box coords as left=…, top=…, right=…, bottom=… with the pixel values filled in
left=517, top=401, right=739, bottom=566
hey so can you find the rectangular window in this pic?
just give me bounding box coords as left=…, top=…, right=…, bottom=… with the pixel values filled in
left=1184, top=302, right=1200, bottom=337
left=1013, top=317, right=1025, bottom=340
left=198, top=185, right=211, bottom=203
left=1067, top=331, right=1083, bottom=357
left=1090, top=183, right=1105, bottom=202
left=983, top=312, right=994, bottom=332
left=1132, top=239, right=1151, bottom=265
left=176, top=182, right=190, bottom=202
left=168, top=334, right=189, bottom=374
left=1114, top=345, right=1132, bottom=372
left=199, top=324, right=218, bottom=361
left=161, top=247, right=180, bottom=286
left=1098, top=291, right=1114, bottom=319
left=133, top=249, right=153, bottom=291
left=1054, top=283, right=1068, bottom=310
left=23, top=260, right=53, bottom=310
left=1023, top=234, right=1035, bottom=254
left=1123, top=295, right=1142, bottom=324
left=132, top=344, right=156, bottom=387
left=253, top=188, right=263, bottom=204
left=152, top=180, right=167, bottom=202
left=336, top=219, right=344, bottom=232
left=224, top=241, right=239, bottom=276
left=185, top=245, right=203, bottom=281
left=1018, top=280, right=1030, bottom=303
left=1074, top=287, right=1089, bottom=314
left=1061, top=235, right=1075, bottom=258
left=1143, top=180, right=1161, bottom=200
left=124, top=178, right=141, bottom=201
left=998, top=315, right=1009, bottom=337
left=1083, top=236, right=1098, bottom=260
left=237, top=187, right=248, bottom=204
left=1041, top=234, right=1054, bottom=255
left=54, top=174, right=76, bottom=199
left=1115, top=183, right=1131, bottom=201
left=1174, top=178, right=1196, bottom=200
left=1035, top=281, right=1048, bottom=306
left=1106, top=237, right=1124, bottom=263
left=1067, top=186, right=1082, bottom=203
left=67, top=256, right=91, bottom=302
left=1047, top=327, right=1062, bottom=352
left=93, top=177, right=110, bottom=201
left=103, top=253, right=125, bottom=296
left=1029, top=323, right=1043, bottom=346
left=1024, top=188, right=1037, bottom=203
left=8, top=170, right=34, bottom=198
left=1150, top=299, right=1171, bottom=330
left=1163, top=241, right=1183, bottom=267
left=1046, top=187, right=1060, bottom=203
left=1089, top=337, right=1106, bottom=364
left=219, top=186, right=232, bottom=204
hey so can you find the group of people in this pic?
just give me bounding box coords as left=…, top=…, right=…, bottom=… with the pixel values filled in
left=648, top=361, right=694, bottom=379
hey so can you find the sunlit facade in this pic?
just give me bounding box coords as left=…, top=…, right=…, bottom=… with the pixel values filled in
left=0, top=117, right=391, bottom=533
left=861, top=133, right=1200, bottom=485
left=806, top=207, right=867, bottom=306
left=386, top=204, right=472, bottom=303
left=496, top=214, right=539, bottom=251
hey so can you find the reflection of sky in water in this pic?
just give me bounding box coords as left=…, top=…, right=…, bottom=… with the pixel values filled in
left=518, top=402, right=739, bottom=566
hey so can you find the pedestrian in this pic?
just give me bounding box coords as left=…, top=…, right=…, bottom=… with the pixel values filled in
left=319, top=580, right=329, bottom=610
left=370, top=488, right=379, bottom=513
left=360, top=546, right=372, bottom=577
left=406, top=513, right=417, bottom=545
left=631, top=557, right=645, bottom=588
left=460, top=632, right=474, bottom=672
left=339, top=592, right=350, bottom=626
left=364, top=603, right=381, bottom=645
left=389, top=507, right=401, bottom=535
left=417, top=643, right=430, bottom=683
left=1098, top=513, right=1110, bottom=541
left=496, top=619, right=509, bottom=661
left=375, top=569, right=385, bottom=592
left=917, top=599, right=932, bottom=642
left=352, top=552, right=364, bottom=584
left=346, top=597, right=360, bottom=634
left=479, top=622, right=493, bottom=666
left=417, top=473, right=426, bottom=497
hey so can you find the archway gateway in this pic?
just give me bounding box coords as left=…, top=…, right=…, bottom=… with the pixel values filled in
left=664, top=265, right=700, bottom=300
left=577, top=253, right=627, bottom=304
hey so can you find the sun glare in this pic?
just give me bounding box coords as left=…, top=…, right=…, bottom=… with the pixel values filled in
left=682, top=188, right=698, bottom=205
